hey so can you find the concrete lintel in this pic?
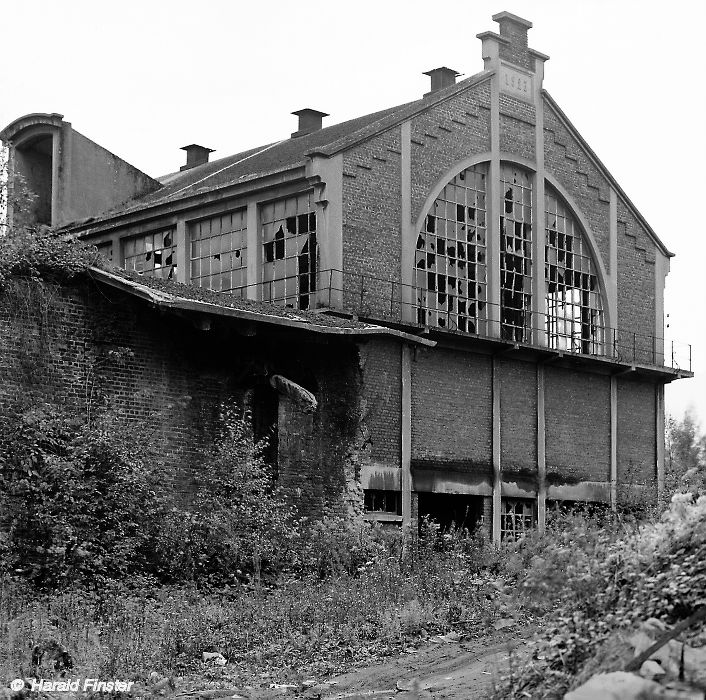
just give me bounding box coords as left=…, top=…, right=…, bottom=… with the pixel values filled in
left=502, top=480, right=536, bottom=498
left=364, top=512, right=403, bottom=524
left=361, top=463, right=401, bottom=491
left=411, top=469, right=493, bottom=497
left=547, top=481, right=611, bottom=503
left=613, top=366, right=636, bottom=377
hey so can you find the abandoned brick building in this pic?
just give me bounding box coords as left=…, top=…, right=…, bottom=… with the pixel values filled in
left=1, top=12, right=692, bottom=541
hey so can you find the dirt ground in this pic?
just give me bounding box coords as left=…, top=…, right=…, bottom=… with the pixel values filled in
left=310, top=628, right=533, bottom=700
left=180, top=627, right=536, bottom=700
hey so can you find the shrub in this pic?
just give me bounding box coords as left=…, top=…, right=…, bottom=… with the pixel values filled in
left=0, top=403, right=160, bottom=588
left=494, top=495, right=706, bottom=698
left=149, top=404, right=300, bottom=586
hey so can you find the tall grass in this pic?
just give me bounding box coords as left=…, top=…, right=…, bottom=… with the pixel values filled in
left=0, top=528, right=503, bottom=686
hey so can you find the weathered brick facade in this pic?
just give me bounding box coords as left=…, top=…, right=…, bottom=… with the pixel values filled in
left=0, top=278, right=370, bottom=518
left=2, top=11, right=691, bottom=540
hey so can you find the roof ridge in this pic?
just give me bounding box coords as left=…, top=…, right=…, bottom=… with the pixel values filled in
left=62, top=71, right=491, bottom=230
left=310, top=69, right=492, bottom=157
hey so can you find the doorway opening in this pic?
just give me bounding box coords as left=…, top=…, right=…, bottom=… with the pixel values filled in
left=417, top=493, right=484, bottom=533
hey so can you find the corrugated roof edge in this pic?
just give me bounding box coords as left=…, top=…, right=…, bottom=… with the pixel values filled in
left=87, top=266, right=436, bottom=347
left=543, top=91, right=674, bottom=259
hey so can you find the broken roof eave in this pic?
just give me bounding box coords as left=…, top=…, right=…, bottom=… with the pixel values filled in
left=87, top=267, right=435, bottom=348
left=543, top=91, right=674, bottom=258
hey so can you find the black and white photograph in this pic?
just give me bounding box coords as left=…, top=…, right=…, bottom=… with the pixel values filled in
left=1, top=1, right=705, bottom=698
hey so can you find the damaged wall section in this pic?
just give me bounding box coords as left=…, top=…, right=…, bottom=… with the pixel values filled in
left=0, top=275, right=366, bottom=517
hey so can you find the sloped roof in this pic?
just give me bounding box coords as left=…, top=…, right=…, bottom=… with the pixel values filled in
left=88, top=266, right=435, bottom=347
left=65, top=70, right=493, bottom=229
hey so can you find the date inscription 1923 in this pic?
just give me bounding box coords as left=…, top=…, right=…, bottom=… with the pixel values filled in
left=500, top=66, right=534, bottom=102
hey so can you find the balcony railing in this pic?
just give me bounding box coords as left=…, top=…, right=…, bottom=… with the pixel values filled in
left=224, top=268, right=692, bottom=373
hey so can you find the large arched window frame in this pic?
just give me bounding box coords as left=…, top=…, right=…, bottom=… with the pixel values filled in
left=413, top=159, right=607, bottom=356
left=544, top=184, right=604, bottom=354
left=414, top=163, right=489, bottom=333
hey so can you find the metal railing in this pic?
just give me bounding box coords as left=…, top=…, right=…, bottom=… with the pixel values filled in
left=225, top=268, right=692, bottom=372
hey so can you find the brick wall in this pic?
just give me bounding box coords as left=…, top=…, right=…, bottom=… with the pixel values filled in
left=617, top=377, right=656, bottom=487
left=410, top=82, right=492, bottom=224
left=545, top=366, right=611, bottom=483
left=498, top=24, right=532, bottom=71
left=0, top=276, right=364, bottom=516
left=411, top=347, right=492, bottom=472
left=342, top=128, right=402, bottom=299
left=499, top=358, right=537, bottom=477
left=616, top=200, right=657, bottom=362
left=499, top=94, right=536, bottom=163
left=543, top=99, right=611, bottom=270
left=359, top=338, right=401, bottom=468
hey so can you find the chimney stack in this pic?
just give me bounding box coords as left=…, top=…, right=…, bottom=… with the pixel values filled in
left=291, top=108, right=329, bottom=138
left=180, top=144, right=215, bottom=171
left=423, top=67, right=460, bottom=97
left=492, top=11, right=532, bottom=49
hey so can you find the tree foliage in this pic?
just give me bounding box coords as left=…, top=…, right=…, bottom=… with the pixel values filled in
left=151, top=404, right=299, bottom=586
left=666, top=409, right=706, bottom=495
left=0, top=403, right=159, bottom=588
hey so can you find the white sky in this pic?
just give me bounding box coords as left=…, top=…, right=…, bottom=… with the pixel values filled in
left=1, top=0, right=704, bottom=425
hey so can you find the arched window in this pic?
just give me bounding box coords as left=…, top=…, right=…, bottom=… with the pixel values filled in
left=414, top=163, right=488, bottom=333
left=413, top=164, right=605, bottom=356
left=544, top=185, right=604, bottom=353
left=500, top=164, right=533, bottom=341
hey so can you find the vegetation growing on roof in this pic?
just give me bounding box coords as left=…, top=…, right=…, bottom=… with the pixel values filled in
left=0, top=172, right=103, bottom=287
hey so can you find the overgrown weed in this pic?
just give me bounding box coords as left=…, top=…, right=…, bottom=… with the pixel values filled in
left=0, top=525, right=505, bottom=686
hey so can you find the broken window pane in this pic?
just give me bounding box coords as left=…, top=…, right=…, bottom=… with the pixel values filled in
left=364, top=489, right=401, bottom=515
left=501, top=498, right=535, bottom=541
left=190, top=209, right=247, bottom=295
left=544, top=185, right=604, bottom=355
left=123, top=228, right=178, bottom=280
left=415, top=164, right=488, bottom=334
left=261, top=192, right=318, bottom=310
left=500, top=164, right=533, bottom=342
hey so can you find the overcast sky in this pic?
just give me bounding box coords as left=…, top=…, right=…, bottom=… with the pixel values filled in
left=1, top=0, right=703, bottom=425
